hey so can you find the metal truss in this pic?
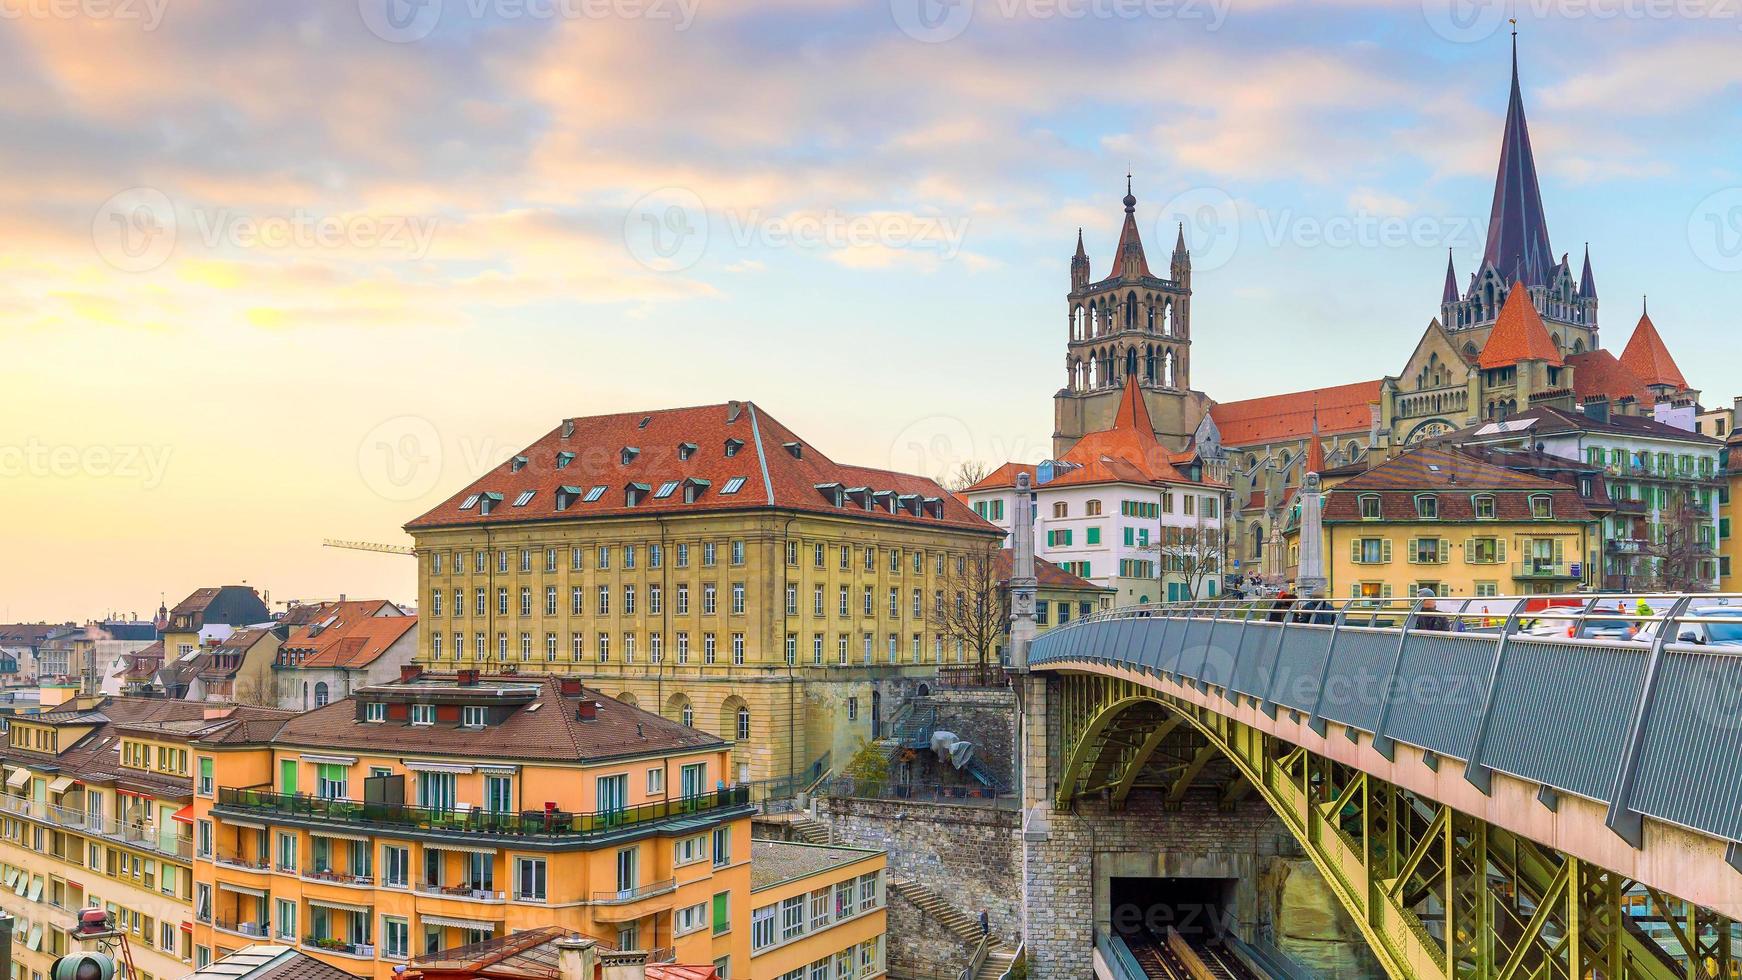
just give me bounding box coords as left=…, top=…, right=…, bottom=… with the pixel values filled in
left=1051, top=672, right=1732, bottom=980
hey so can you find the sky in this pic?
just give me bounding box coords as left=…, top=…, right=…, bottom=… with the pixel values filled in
left=3, top=0, right=1741, bottom=622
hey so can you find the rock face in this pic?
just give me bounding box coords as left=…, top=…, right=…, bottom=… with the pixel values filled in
left=1275, top=862, right=1386, bottom=978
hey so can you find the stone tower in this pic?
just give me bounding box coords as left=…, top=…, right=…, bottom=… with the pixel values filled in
left=1438, top=34, right=1598, bottom=362
left=1053, top=179, right=1209, bottom=457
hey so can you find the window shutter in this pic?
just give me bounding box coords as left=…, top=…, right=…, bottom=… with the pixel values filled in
left=1463, top=537, right=1474, bottom=561
left=1382, top=584, right=1393, bottom=599
left=1496, top=538, right=1506, bottom=562
left=1439, top=539, right=1450, bottom=564
left=1351, top=539, right=1362, bottom=563
left=1405, top=538, right=1417, bottom=564
left=1381, top=539, right=1393, bottom=563
left=1553, top=539, right=1564, bottom=565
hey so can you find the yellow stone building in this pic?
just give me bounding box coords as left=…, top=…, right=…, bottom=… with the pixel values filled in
left=1284, top=445, right=1598, bottom=599
left=188, top=671, right=884, bottom=980
left=403, top=401, right=1002, bottom=784
left=0, top=691, right=289, bottom=980
left=746, top=840, right=886, bottom=980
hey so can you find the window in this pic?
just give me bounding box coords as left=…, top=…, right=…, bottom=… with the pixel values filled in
left=1360, top=494, right=1381, bottom=520
left=197, top=757, right=213, bottom=796
left=714, top=892, right=731, bottom=936
left=781, top=894, right=806, bottom=940
left=713, top=826, right=731, bottom=867
left=1410, top=538, right=1446, bottom=564
left=313, top=682, right=330, bottom=707
left=383, top=846, right=409, bottom=887
left=732, top=582, right=746, bottom=614
left=514, top=857, right=547, bottom=901
left=384, top=916, right=409, bottom=959
left=753, top=906, right=777, bottom=951
left=1468, top=537, right=1505, bottom=564
left=461, top=706, right=486, bottom=728
left=1473, top=494, right=1496, bottom=519
left=1415, top=495, right=1439, bottom=519
left=410, top=704, right=435, bottom=726
left=1530, top=494, right=1554, bottom=519
left=676, top=903, right=708, bottom=936
left=317, top=764, right=347, bottom=799
left=364, top=702, right=386, bottom=723
left=675, top=834, right=706, bottom=866
left=1352, top=538, right=1391, bottom=564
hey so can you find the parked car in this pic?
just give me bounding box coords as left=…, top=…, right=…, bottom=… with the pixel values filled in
left=1634, top=606, right=1742, bottom=648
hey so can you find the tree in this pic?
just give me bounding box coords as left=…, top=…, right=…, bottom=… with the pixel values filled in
left=1145, top=518, right=1227, bottom=601
left=938, top=541, right=1006, bottom=676
left=1643, top=491, right=1716, bottom=591
left=943, top=460, right=991, bottom=493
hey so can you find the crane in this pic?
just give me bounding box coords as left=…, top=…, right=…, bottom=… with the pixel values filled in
left=322, top=538, right=415, bottom=556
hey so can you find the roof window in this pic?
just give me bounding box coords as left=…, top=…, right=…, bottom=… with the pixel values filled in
left=583, top=485, right=607, bottom=503
left=678, top=442, right=698, bottom=461
left=654, top=481, right=679, bottom=499
left=621, top=447, right=640, bottom=466
left=724, top=438, right=745, bottom=458
left=510, top=455, right=529, bottom=473
left=721, top=477, right=746, bottom=495
left=625, top=483, right=651, bottom=507
left=556, top=451, right=575, bottom=469
left=512, top=490, right=536, bottom=507
left=459, top=494, right=480, bottom=510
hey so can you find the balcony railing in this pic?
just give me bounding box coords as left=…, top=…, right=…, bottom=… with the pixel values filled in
left=303, top=867, right=374, bottom=886
left=216, top=786, right=752, bottom=842
left=213, top=849, right=272, bottom=872
left=591, top=878, right=676, bottom=904
left=1514, top=561, right=1581, bottom=580
left=1606, top=539, right=1649, bottom=555
left=0, top=792, right=193, bottom=859
left=214, top=918, right=271, bottom=939
left=415, top=880, right=506, bottom=902
left=305, top=936, right=375, bottom=959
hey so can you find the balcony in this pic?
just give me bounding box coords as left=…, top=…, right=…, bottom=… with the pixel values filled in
left=1514, top=561, right=1582, bottom=581
left=302, top=868, right=375, bottom=887
left=0, top=792, right=192, bottom=860
left=1606, top=539, right=1649, bottom=555
left=214, top=917, right=271, bottom=940
left=415, top=880, right=506, bottom=903
left=213, top=848, right=272, bottom=873
left=592, top=878, right=677, bottom=905
left=305, top=937, right=375, bottom=959
left=215, top=786, right=752, bottom=845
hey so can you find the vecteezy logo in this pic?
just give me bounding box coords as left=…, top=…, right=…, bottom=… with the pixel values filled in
left=1158, top=187, right=1239, bottom=272
left=623, top=187, right=708, bottom=272
left=92, top=187, right=177, bottom=273
left=886, top=414, right=978, bottom=483
left=1689, top=187, right=1742, bottom=273
left=890, top=0, right=973, bottom=43
left=1420, top=0, right=1508, bottom=44
left=359, top=0, right=442, bottom=43
left=357, top=415, right=444, bottom=502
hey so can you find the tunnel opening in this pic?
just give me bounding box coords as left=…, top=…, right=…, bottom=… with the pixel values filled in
left=1110, top=876, right=1238, bottom=944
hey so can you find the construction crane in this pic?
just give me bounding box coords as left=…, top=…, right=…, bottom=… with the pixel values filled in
left=322, top=538, right=415, bottom=556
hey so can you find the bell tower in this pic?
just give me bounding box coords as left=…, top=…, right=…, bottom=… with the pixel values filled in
left=1053, top=178, right=1208, bottom=457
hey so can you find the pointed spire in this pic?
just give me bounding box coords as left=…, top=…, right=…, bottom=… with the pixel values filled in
left=1483, top=30, right=1555, bottom=287
left=1173, top=222, right=1186, bottom=255
left=1479, top=281, right=1565, bottom=369
left=1112, top=371, right=1156, bottom=437
left=1620, top=306, right=1689, bottom=390
left=1111, top=177, right=1150, bottom=278
left=1442, top=249, right=1459, bottom=305
left=1074, top=227, right=1086, bottom=260
left=1305, top=404, right=1325, bottom=474
left=1578, top=243, right=1595, bottom=298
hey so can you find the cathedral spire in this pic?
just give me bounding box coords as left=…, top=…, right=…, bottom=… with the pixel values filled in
left=1578, top=243, right=1596, bottom=298
left=1442, top=249, right=1459, bottom=305
left=1111, top=177, right=1151, bottom=278
left=1483, top=29, right=1555, bottom=287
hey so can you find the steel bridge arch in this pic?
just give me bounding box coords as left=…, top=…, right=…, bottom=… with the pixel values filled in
left=1050, top=672, right=1705, bottom=980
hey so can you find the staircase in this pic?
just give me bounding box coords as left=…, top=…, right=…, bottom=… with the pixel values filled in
left=976, top=947, right=1017, bottom=980
left=891, top=878, right=1006, bottom=950
left=789, top=814, right=831, bottom=845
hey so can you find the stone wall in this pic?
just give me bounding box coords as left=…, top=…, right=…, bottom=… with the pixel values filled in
left=908, top=689, right=1017, bottom=788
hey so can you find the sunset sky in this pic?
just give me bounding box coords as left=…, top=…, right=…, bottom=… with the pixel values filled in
left=4, top=0, right=1741, bottom=622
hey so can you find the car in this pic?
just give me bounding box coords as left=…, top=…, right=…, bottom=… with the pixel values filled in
left=1633, top=606, right=1742, bottom=648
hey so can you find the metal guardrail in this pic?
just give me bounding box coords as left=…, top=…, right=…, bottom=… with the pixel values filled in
left=0, top=792, right=194, bottom=860
left=823, top=778, right=1019, bottom=809
left=590, top=878, right=676, bottom=904
left=1095, top=929, right=1145, bottom=980
left=1030, top=591, right=1742, bottom=852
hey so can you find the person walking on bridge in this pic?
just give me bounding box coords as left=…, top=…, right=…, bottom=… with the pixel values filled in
left=1415, top=589, right=1449, bottom=632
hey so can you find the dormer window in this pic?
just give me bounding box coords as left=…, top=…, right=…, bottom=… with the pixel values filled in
left=461, top=706, right=486, bottom=728
left=721, top=477, right=746, bottom=495
left=844, top=487, right=871, bottom=510
left=459, top=494, right=480, bottom=511
left=1359, top=494, right=1381, bottom=520
left=556, top=452, right=575, bottom=469
left=654, top=481, right=679, bottom=499
left=678, top=443, right=698, bottom=461
left=511, top=455, right=529, bottom=473
left=922, top=496, right=943, bottom=518
left=583, top=485, right=607, bottom=503
left=1414, top=495, right=1439, bottom=520
left=897, top=493, right=921, bottom=515
left=556, top=486, right=582, bottom=510
left=783, top=441, right=803, bottom=459
left=478, top=492, right=503, bottom=516
left=410, top=704, right=435, bottom=726
left=1472, top=494, right=1496, bottom=520
left=724, top=438, right=745, bottom=458
left=364, top=702, right=386, bottom=723
left=621, top=447, right=641, bottom=466
left=625, top=483, right=651, bottom=507
left=683, top=478, right=711, bottom=503
left=872, top=490, right=896, bottom=513
left=815, top=483, right=844, bottom=507
left=512, top=490, right=536, bottom=507
left=1530, top=494, right=1554, bottom=519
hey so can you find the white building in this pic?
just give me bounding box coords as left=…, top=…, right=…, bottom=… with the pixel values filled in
left=964, top=376, right=1230, bottom=605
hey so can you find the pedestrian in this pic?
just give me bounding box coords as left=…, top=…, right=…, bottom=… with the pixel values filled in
left=979, top=909, right=990, bottom=938
left=1293, top=587, right=1334, bottom=625
left=1268, top=586, right=1297, bottom=623
left=1416, top=588, right=1449, bottom=632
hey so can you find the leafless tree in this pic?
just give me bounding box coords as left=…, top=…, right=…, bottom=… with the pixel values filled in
left=1144, top=519, right=1227, bottom=601
left=943, top=460, right=992, bottom=493
left=1643, top=492, right=1716, bottom=592
left=938, top=541, right=1005, bottom=676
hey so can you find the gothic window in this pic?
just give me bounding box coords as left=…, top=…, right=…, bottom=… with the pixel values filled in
left=1146, top=300, right=1156, bottom=331
left=1145, top=347, right=1157, bottom=383
left=1125, top=291, right=1137, bottom=329
left=1163, top=349, right=1176, bottom=388
left=1573, top=338, right=1585, bottom=353
left=1072, top=306, right=1085, bottom=340
left=1125, top=347, right=1138, bottom=379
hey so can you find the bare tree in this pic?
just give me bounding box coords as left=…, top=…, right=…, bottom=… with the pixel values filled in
left=938, top=541, right=1005, bottom=676
left=1643, top=492, right=1716, bottom=592
left=1144, top=519, right=1227, bottom=601
left=943, top=460, right=992, bottom=493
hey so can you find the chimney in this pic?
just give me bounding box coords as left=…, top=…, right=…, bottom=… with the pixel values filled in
left=558, top=678, right=584, bottom=697
left=600, top=950, right=649, bottom=980
left=562, top=418, right=576, bottom=438
left=457, top=669, right=480, bottom=686
left=577, top=699, right=599, bottom=722
left=726, top=400, right=743, bottom=423
left=1582, top=395, right=1610, bottom=424
left=555, top=937, right=599, bottom=980
left=400, top=664, right=423, bottom=683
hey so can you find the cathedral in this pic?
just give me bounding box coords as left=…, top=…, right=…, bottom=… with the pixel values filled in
left=1046, top=36, right=1702, bottom=582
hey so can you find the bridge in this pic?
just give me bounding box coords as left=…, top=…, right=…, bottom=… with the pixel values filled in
left=1020, top=594, right=1742, bottom=980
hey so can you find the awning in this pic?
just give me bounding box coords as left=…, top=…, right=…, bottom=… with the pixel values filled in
left=47, top=776, right=75, bottom=795
left=25, top=925, right=41, bottom=951
left=6, top=769, right=31, bottom=789
left=216, top=882, right=266, bottom=898
left=224, top=818, right=267, bottom=831
left=26, top=878, right=42, bottom=902
left=310, top=829, right=369, bottom=843
left=171, top=804, right=194, bottom=825
left=298, top=754, right=357, bottom=766
left=307, top=897, right=372, bottom=915
left=418, top=914, right=497, bottom=932
left=404, top=761, right=474, bottom=774
left=422, top=842, right=495, bottom=856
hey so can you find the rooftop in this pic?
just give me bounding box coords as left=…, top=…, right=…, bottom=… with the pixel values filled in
left=749, top=838, right=883, bottom=891
left=182, top=944, right=355, bottom=980
left=1209, top=380, right=1381, bottom=448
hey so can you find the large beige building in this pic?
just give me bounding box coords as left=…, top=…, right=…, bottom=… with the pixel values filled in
left=403, top=400, right=1001, bottom=785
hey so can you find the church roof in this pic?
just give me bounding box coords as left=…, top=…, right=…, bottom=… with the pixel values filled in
left=1209, top=380, right=1380, bottom=447
left=1441, top=250, right=1459, bottom=305
left=1618, top=310, right=1688, bottom=389
left=1566, top=349, right=1648, bottom=405
left=964, top=377, right=1204, bottom=493
left=1483, top=37, right=1556, bottom=287
left=1578, top=244, right=1596, bottom=298
left=1478, top=284, right=1564, bottom=368
left=1109, top=178, right=1151, bottom=278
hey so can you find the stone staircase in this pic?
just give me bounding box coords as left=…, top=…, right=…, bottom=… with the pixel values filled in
left=976, top=947, right=1017, bottom=980
left=789, top=814, right=831, bottom=845
left=890, top=877, right=1008, bottom=952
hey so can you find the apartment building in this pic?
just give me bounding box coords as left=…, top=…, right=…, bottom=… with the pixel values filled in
left=190, top=670, right=763, bottom=980
left=747, top=840, right=887, bottom=980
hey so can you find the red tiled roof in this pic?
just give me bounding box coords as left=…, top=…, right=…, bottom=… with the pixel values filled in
left=1322, top=445, right=1592, bottom=523
left=407, top=402, right=993, bottom=535
left=1478, top=285, right=1564, bottom=368
left=1567, top=349, right=1648, bottom=405
left=280, top=604, right=415, bottom=669
left=1209, top=380, right=1380, bottom=447
left=992, top=550, right=1110, bottom=592
left=1109, top=210, right=1151, bottom=278
left=1619, top=311, right=1688, bottom=389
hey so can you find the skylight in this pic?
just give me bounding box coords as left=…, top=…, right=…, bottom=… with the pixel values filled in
left=459, top=494, right=480, bottom=510
left=721, top=477, right=746, bottom=495
left=583, top=485, right=607, bottom=502
left=513, top=490, right=537, bottom=507
left=654, top=481, right=679, bottom=499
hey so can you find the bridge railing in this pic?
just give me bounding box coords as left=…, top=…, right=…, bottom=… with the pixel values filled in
left=1029, top=590, right=1742, bottom=857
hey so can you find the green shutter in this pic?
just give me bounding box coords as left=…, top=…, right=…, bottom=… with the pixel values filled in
left=712, top=892, right=729, bottom=935
left=280, top=759, right=297, bottom=795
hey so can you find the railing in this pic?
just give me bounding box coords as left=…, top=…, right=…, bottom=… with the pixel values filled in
left=216, top=785, right=752, bottom=841
left=745, top=752, right=832, bottom=809
left=213, top=848, right=271, bottom=872
left=1606, top=538, right=1649, bottom=554
left=1094, top=929, right=1144, bottom=980
left=590, top=878, right=676, bottom=904
left=303, top=867, right=374, bottom=886
left=957, top=933, right=992, bottom=980
left=823, top=778, right=1019, bottom=809
left=414, top=880, right=505, bottom=901
left=304, top=936, right=374, bottom=958
left=213, top=917, right=270, bottom=938
left=937, top=664, right=1010, bottom=689
left=0, top=792, right=193, bottom=859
